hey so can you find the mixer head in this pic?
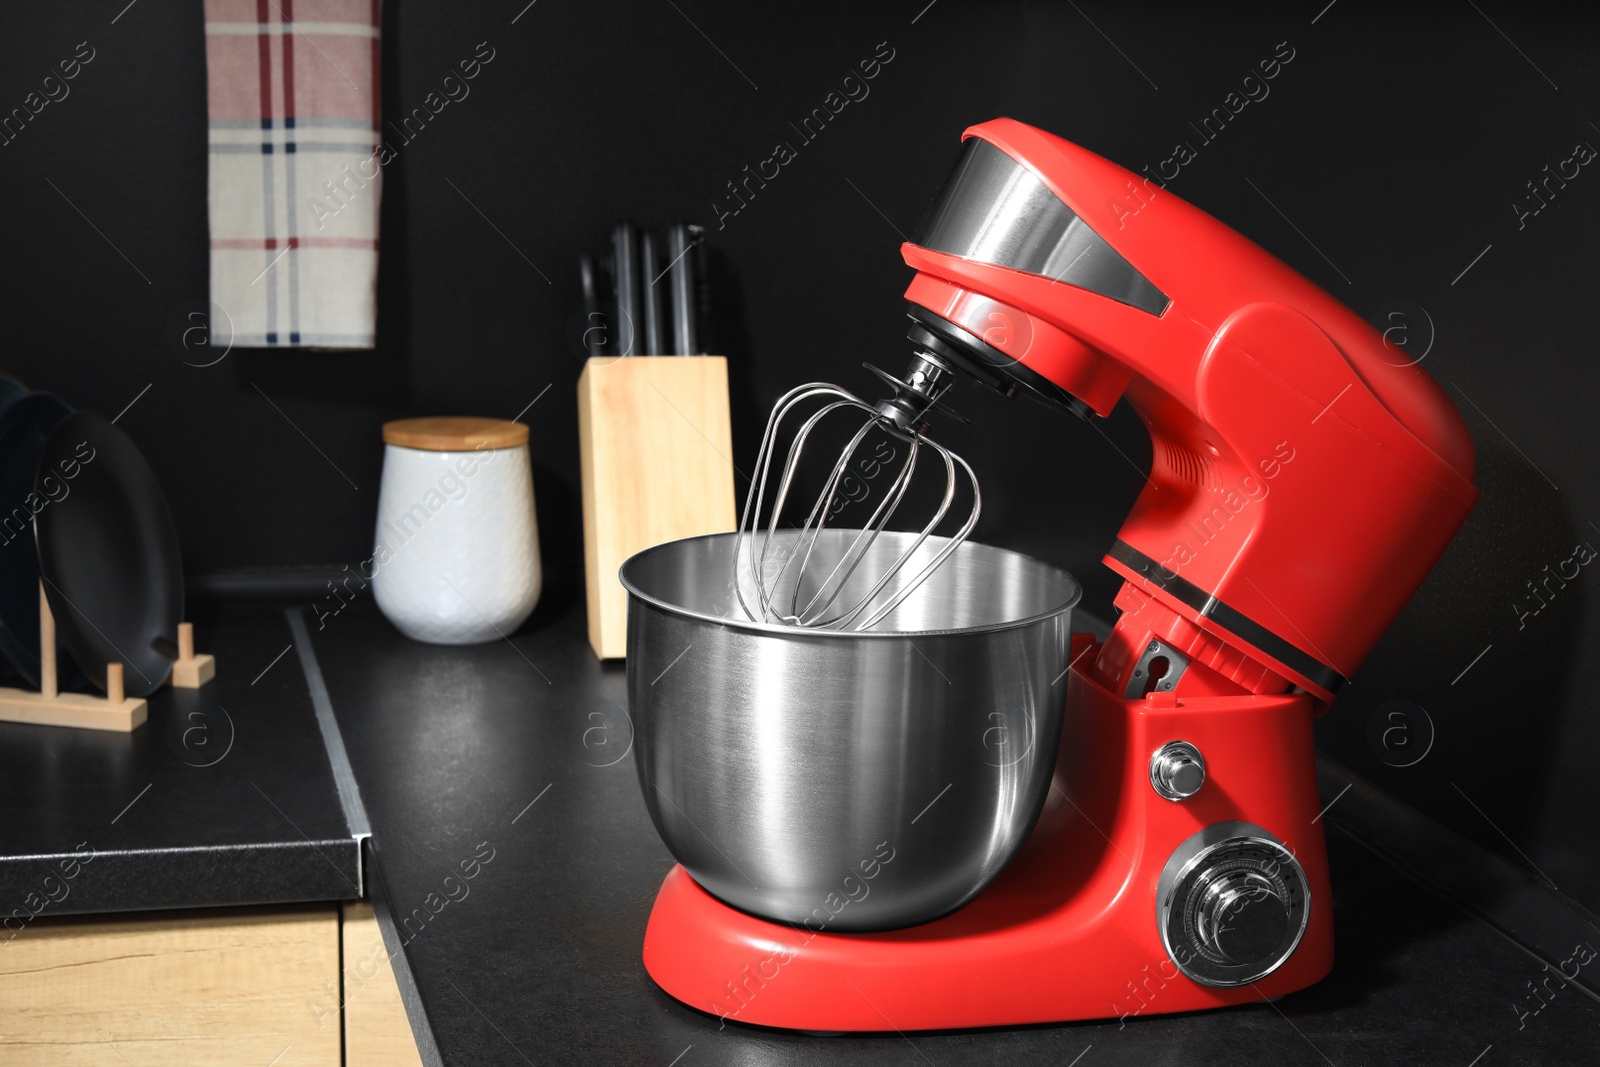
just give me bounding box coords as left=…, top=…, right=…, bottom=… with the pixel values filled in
left=731, top=359, right=980, bottom=631
left=889, top=119, right=1478, bottom=707
left=898, top=131, right=1175, bottom=421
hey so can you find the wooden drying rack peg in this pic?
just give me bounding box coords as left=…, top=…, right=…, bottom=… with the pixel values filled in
left=170, top=621, right=215, bottom=689
left=0, top=582, right=148, bottom=732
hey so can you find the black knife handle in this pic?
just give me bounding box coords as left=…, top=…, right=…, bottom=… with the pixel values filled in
left=578, top=253, right=607, bottom=358
left=612, top=224, right=641, bottom=357
left=668, top=223, right=695, bottom=357
left=640, top=229, right=667, bottom=356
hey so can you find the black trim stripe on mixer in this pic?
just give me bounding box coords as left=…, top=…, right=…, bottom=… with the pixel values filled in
left=1107, top=541, right=1348, bottom=694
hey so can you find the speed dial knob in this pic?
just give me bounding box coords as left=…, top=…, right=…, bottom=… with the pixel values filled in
left=1156, top=822, right=1310, bottom=987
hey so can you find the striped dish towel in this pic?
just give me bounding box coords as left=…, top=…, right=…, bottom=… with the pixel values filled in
left=204, top=0, right=382, bottom=348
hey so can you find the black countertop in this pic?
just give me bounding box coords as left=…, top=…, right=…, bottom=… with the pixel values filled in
left=4, top=587, right=1595, bottom=1063
left=306, top=588, right=1600, bottom=1067
left=0, top=604, right=362, bottom=921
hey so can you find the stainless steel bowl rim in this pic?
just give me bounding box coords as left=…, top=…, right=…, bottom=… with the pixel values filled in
left=619, top=531, right=1082, bottom=639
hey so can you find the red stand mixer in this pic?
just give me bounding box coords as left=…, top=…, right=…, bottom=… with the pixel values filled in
left=635, top=118, right=1478, bottom=1029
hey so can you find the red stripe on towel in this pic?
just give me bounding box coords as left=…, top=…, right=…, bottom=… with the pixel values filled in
left=255, top=0, right=273, bottom=124
left=211, top=236, right=380, bottom=250
left=282, top=0, right=296, bottom=123
left=370, top=0, right=381, bottom=132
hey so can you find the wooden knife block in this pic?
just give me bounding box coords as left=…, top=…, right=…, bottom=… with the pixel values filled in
left=577, top=356, right=737, bottom=659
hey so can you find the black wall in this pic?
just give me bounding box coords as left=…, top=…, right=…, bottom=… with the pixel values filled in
left=3, top=3, right=1597, bottom=906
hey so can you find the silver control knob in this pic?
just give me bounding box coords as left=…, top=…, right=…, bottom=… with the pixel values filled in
left=1195, top=869, right=1291, bottom=964
left=1156, top=822, right=1310, bottom=987
left=1150, top=741, right=1206, bottom=801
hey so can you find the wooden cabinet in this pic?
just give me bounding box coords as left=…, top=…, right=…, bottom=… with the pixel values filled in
left=341, top=902, right=425, bottom=1067
left=0, top=903, right=421, bottom=1067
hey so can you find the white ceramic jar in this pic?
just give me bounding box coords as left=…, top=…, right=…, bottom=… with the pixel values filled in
left=371, top=417, right=541, bottom=644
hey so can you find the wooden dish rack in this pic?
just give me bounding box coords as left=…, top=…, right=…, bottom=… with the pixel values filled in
left=0, top=582, right=215, bottom=732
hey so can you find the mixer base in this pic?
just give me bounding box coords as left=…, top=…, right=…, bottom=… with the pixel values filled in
left=641, top=656, right=1335, bottom=1031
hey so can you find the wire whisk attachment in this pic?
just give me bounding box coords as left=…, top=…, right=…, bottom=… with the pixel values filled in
left=731, top=357, right=981, bottom=630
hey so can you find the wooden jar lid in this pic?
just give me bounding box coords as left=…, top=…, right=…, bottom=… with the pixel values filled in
left=382, top=417, right=529, bottom=451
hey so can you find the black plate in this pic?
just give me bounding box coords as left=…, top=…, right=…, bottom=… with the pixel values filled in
left=34, top=413, right=184, bottom=697
left=0, top=392, right=78, bottom=687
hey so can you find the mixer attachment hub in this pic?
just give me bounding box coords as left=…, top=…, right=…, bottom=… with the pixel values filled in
left=864, top=353, right=969, bottom=435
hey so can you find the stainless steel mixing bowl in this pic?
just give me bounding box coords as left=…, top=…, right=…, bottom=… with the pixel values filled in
left=620, top=529, right=1080, bottom=931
